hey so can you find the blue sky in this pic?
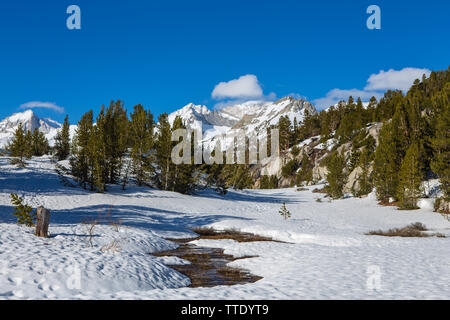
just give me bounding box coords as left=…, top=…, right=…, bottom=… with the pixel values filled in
left=0, top=0, right=448, bottom=123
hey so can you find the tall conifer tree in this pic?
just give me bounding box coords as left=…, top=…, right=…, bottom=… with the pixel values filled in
left=326, top=150, right=347, bottom=199
left=155, top=113, right=172, bottom=190
left=31, top=128, right=49, bottom=156
left=8, top=123, right=31, bottom=166
left=397, top=142, right=423, bottom=209
left=373, top=121, right=403, bottom=203
left=431, top=101, right=449, bottom=199
left=70, top=111, right=94, bottom=189
left=130, top=104, right=154, bottom=186
left=54, top=115, right=71, bottom=161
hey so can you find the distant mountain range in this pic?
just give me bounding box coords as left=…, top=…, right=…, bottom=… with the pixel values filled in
left=167, top=97, right=316, bottom=149
left=0, top=110, right=77, bottom=148
left=0, top=97, right=317, bottom=149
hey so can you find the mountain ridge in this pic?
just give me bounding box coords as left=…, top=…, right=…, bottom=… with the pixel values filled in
left=0, top=110, right=77, bottom=148
left=0, top=96, right=317, bottom=148
left=166, top=97, right=317, bottom=149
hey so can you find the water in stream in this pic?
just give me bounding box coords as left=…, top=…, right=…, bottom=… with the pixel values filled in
left=154, top=237, right=263, bottom=288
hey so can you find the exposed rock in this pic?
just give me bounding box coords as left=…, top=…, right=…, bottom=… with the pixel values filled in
left=435, top=198, right=450, bottom=214
left=312, top=165, right=328, bottom=183
left=252, top=122, right=383, bottom=190
left=367, top=122, right=383, bottom=144
left=344, top=167, right=362, bottom=193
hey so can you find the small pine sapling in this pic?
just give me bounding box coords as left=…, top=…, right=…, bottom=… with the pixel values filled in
left=279, top=202, right=291, bottom=220
left=10, top=193, right=36, bottom=227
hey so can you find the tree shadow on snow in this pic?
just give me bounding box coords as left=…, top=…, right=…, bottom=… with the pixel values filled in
left=193, top=188, right=302, bottom=204
left=0, top=169, right=87, bottom=196
left=49, top=204, right=251, bottom=235
left=0, top=205, right=16, bottom=223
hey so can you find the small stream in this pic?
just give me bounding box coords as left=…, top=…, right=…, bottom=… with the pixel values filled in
left=154, top=231, right=266, bottom=288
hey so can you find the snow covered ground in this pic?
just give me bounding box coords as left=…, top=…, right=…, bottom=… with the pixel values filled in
left=0, top=156, right=449, bottom=300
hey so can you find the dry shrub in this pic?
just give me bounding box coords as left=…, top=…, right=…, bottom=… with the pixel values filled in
left=81, top=217, right=98, bottom=247
left=312, top=186, right=328, bottom=194
left=101, top=239, right=122, bottom=253
left=191, top=227, right=278, bottom=242
left=378, top=199, right=400, bottom=207
left=99, top=206, right=122, bottom=232
left=367, top=222, right=446, bottom=238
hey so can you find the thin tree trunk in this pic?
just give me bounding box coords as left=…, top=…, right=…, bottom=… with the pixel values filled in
left=165, top=159, right=170, bottom=190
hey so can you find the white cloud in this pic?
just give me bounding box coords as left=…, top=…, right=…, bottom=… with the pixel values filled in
left=313, top=67, right=431, bottom=110
left=287, top=93, right=308, bottom=100
left=364, top=67, right=431, bottom=91
left=213, top=96, right=272, bottom=110
left=19, top=101, right=64, bottom=113
left=212, top=74, right=264, bottom=100
left=313, top=89, right=382, bottom=110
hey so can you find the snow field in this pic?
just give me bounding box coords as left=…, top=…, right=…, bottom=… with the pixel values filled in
left=0, top=156, right=449, bottom=299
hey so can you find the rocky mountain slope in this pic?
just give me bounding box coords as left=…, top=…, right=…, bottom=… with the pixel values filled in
left=167, top=97, right=317, bottom=149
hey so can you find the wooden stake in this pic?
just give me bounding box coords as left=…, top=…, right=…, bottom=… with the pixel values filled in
left=35, top=206, right=50, bottom=238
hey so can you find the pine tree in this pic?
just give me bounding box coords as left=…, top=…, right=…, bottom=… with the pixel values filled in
left=354, top=97, right=364, bottom=129
left=101, top=101, right=129, bottom=184
left=373, top=90, right=404, bottom=122
left=348, top=144, right=361, bottom=173
left=366, top=96, right=377, bottom=123
left=293, top=117, right=299, bottom=143
left=70, top=111, right=94, bottom=189
left=10, top=193, right=36, bottom=227
left=431, top=102, right=449, bottom=199
left=155, top=113, right=172, bottom=190
left=31, top=128, right=49, bottom=156
left=278, top=116, right=292, bottom=156
left=222, top=164, right=252, bottom=190
left=355, top=148, right=373, bottom=197
left=269, top=175, right=278, bottom=189
left=111, top=101, right=129, bottom=184
left=171, top=116, right=197, bottom=194
left=70, top=102, right=130, bottom=192
left=326, top=150, right=347, bottom=199
left=335, top=96, right=359, bottom=143
left=88, top=124, right=106, bottom=192
left=7, top=123, right=32, bottom=167
left=373, top=121, right=403, bottom=203
left=24, top=130, right=33, bottom=158
left=397, top=142, right=424, bottom=209
left=92, top=107, right=107, bottom=190
left=230, top=165, right=252, bottom=190
left=291, top=145, right=300, bottom=157
left=54, top=115, right=71, bottom=161
left=279, top=202, right=291, bottom=220
left=205, top=163, right=228, bottom=194
left=260, top=175, right=270, bottom=189
left=296, top=156, right=313, bottom=185
left=281, top=159, right=299, bottom=178
left=120, top=158, right=131, bottom=190
left=130, top=104, right=154, bottom=186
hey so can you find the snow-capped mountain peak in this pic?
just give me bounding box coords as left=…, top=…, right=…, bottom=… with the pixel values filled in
left=0, top=96, right=317, bottom=150
left=0, top=110, right=62, bottom=148
left=166, top=96, right=317, bottom=150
